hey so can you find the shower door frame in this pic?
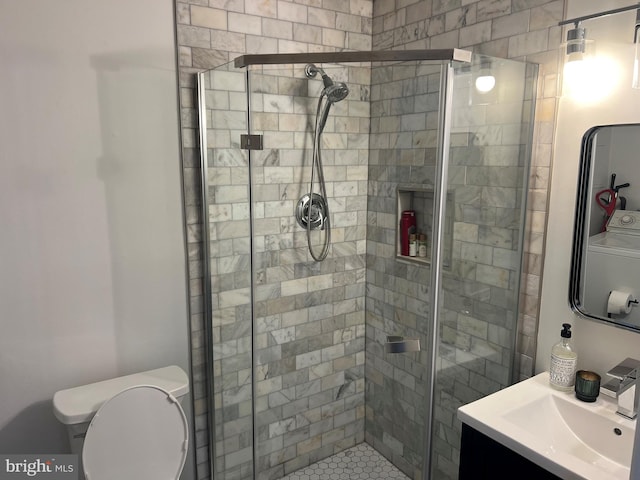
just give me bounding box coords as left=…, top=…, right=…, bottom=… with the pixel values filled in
left=423, top=62, right=455, bottom=479
left=197, top=49, right=472, bottom=480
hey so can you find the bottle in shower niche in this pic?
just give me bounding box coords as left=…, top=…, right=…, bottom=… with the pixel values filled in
left=418, top=234, right=428, bottom=258
left=409, top=234, right=417, bottom=257
left=549, top=323, right=578, bottom=391
left=400, top=210, right=416, bottom=256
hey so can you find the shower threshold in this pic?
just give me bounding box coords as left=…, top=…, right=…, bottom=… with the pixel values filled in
left=282, top=442, right=410, bottom=480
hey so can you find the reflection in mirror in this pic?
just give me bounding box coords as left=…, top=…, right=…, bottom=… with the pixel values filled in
left=570, top=124, right=640, bottom=332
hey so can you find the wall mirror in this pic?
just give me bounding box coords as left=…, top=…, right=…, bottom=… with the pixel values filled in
left=570, top=124, right=640, bottom=332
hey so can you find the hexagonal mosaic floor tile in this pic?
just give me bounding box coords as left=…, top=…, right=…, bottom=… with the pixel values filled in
left=282, top=443, right=410, bottom=480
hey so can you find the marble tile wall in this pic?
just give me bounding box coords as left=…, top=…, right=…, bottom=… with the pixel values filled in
left=248, top=64, right=370, bottom=480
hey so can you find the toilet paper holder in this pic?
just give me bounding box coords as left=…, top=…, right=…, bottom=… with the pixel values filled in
left=607, top=290, right=639, bottom=317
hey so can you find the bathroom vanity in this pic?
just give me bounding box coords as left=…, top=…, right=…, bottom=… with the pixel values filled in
left=458, top=372, right=635, bottom=480
left=460, top=424, right=559, bottom=479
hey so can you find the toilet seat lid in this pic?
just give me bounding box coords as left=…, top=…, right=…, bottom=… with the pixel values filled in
left=82, top=385, right=188, bottom=480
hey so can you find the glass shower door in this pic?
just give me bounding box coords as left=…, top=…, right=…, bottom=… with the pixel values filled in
left=428, top=56, right=537, bottom=479
left=198, top=62, right=255, bottom=480
left=365, top=59, right=449, bottom=479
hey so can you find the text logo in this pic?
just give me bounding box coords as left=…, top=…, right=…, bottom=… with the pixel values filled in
left=0, top=456, right=77, bottom=479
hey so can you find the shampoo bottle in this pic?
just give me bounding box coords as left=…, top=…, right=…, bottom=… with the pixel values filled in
left=400, top=211, right=416, bottom=256
left=549, top=323, right=577, bottom=391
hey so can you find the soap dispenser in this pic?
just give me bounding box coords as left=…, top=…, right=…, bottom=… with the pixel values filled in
left=549, top=323, right=578, bottom=391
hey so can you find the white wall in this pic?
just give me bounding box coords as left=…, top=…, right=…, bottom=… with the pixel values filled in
left=538, top=0, right=640, bottom=376
left=0, top=0, right=193, bottom=473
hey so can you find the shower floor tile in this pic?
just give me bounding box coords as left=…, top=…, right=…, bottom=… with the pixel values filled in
left=282, top=442, right=410, bottom=480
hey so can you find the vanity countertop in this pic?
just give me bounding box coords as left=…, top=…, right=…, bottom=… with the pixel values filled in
left=458, top=372, right=636, bottom=480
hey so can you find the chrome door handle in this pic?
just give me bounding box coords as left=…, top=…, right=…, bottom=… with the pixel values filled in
left=385, top=336, right=420, bottom=353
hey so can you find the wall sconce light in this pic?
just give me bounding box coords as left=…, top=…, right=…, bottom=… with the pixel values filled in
left=565, top=22, right=588, bottom=61
left=558, top=22, right=596, bottom=98
left=559, top=3, right=640, bottom=95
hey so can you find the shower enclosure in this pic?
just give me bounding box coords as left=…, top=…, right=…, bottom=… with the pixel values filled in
left=197, top=50, right=537, bottom=480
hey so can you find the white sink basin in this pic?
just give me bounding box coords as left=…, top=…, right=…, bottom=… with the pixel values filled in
left=458, top=372, right=636, bottom=480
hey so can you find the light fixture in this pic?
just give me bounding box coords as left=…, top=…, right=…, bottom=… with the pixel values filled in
left=559, top=3, right=640, bottom=94
left=558, top=22, right=596, bottom=99
left=564, top=22, right=588, bottom=62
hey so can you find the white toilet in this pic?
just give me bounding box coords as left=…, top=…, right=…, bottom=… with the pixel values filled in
left=53, top=365, right=189, bottom=480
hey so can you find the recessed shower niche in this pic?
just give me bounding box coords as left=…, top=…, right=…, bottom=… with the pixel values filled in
left=397, top=186, right=453, bottom=267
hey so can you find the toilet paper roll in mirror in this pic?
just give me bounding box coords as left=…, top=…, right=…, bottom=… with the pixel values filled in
left=607, top=290, right=636, bottom=315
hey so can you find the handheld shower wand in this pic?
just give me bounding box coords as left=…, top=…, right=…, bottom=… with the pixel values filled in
left=295, top=64, right=350, bottom=261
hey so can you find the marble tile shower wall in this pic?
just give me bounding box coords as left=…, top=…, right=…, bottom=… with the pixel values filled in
left=249, top=65, right=370, bottom=479
left=176, top=2, right=373, bottom=479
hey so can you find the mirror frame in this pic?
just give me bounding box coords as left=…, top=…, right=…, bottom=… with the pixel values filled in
left=569, top=123, right=640, bottom=333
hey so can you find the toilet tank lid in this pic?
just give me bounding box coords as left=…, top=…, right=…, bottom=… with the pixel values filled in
left=53, top=366, right=189, bottom=425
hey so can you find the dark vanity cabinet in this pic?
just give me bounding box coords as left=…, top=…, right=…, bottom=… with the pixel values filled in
left=459, top=424, right=562, bottom=480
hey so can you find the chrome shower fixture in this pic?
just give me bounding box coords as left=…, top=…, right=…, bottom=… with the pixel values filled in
left=304, top=64, right=349, bottom=103
left=304, top=64, right=334, bottom=88
left=295, top=193, right=328, bottom=231
left=297, top=64, right=351, bottom=261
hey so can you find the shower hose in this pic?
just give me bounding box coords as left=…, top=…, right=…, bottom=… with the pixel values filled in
left=306, top=93, right=333, bottom=262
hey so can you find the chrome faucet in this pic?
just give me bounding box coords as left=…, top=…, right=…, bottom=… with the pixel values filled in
left=605, top=357, right=640, bottom=419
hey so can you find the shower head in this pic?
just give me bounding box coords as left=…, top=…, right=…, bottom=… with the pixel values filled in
left=324, top=83, right=349, bottom=103
left=305, top=64, right=349, bottom=103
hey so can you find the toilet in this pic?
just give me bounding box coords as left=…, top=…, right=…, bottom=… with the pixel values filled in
left=53, top=365, right=189, bottom=480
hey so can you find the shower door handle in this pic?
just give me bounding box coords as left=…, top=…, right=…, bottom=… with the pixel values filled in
left=385, top=336, right=421, bottom=353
